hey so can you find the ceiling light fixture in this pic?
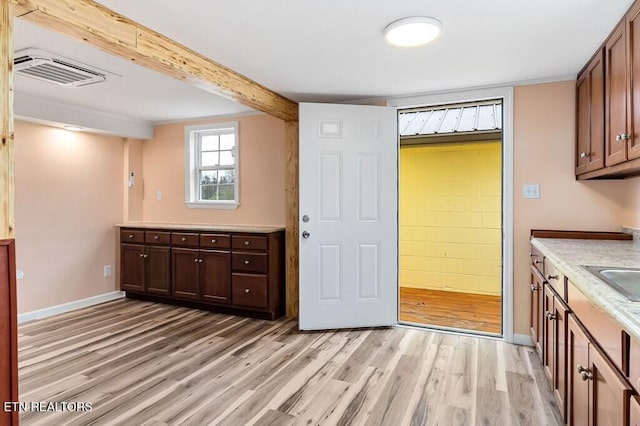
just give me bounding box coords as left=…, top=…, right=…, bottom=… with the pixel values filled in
left=64, top=125, right=83, bottom=132
left=384, top=16, right=442, bottom=48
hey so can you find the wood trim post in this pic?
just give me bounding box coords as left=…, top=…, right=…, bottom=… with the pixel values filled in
left=0, top=239, right=18, bottom=426
left=285, top=121, right=299, bottom=317
left=0, top=0, right=15, bottom=239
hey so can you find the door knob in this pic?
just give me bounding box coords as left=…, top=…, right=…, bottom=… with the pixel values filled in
left=302, top=231, right=311, bottom=239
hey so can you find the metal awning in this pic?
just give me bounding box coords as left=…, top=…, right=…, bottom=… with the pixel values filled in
left=399, top=100, right=502, bottom=144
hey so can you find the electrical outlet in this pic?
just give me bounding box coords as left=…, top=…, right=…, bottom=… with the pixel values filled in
left=104, top=265, right=112, bottom=277
left=16, top=270, right=24, bottom=280
left=523, top=184, right=540, bottom=199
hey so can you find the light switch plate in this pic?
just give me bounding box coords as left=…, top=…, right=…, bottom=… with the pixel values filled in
left=523, top=184, right=540, bottom=199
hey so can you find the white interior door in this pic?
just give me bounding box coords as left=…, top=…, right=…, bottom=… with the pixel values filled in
left=299, top=103, right=398, bottom=330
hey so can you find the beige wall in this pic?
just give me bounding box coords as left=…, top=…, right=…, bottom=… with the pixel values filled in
left=124, top=138, right=144, bottom=222
left=623, top=176, right=640, bottom=227
left=14, top=121, right=124, bottom=314
left=142, top=114, right=286, bottom=226
left=513, top=81, right=628, bottom=335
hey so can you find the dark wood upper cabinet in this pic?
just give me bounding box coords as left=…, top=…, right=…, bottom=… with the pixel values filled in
left=576, top=50, right=605, bottom=175
left=605, top=22, right=628, bottom=167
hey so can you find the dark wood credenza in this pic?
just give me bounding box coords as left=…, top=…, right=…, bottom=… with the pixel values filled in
left=119, top=225, right=285, bottom=320
left=0, top=239, right=18, bottom=426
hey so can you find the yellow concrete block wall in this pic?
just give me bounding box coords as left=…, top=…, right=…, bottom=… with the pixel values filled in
left=399, top=141, right=502, bottom=296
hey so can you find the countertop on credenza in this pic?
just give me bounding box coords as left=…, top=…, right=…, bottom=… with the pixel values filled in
left=531, top=236, right=640, bottom=342
left=116, top=222, right=285, bottom=234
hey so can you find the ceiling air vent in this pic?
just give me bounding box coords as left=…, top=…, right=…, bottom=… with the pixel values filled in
left=14, top=48, right=108, bottom=87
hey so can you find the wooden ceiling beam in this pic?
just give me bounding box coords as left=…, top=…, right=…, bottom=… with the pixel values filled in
left=11, top=0, right=299, bottom=122
left=1, top=0, right=15, bottom=239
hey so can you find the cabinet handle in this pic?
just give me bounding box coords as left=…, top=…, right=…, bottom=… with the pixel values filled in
left=534, top=259, right=542, bottom=264
left=194, top=258, right=199, bottom=263
left=545, top=311, right=556, bottom=321
left=211, top=239, right=217, bottom=243
left=244, top=288, right=250, bottom=293
left=616, top=133, right=631, bottom=141
left=128, top=234, right=134, bottom=239
left=244, top=240, right=250, bottom=245
left=139, top=253, right=145, bottom=258
left=244, top=260, right=250, bottom=265
left=531, top=284, right=539, bottom=291
left=529, top=252, right=534, bottom=257
left=154, top=235, right=159, bottom=240
left=199, top=259, right=204, bottom=263
left=181, top=237, right=187, bottom=242
left=546, top=274, right=558, bottom=281
left=579, top=152, right=589, bottom=158
left=577, top=364, right=593, bottom=381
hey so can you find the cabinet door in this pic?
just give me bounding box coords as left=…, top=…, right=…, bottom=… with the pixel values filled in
left=554, top=297, right=569, bottom=422
left=628, top=1, right=640, bottom=160
left=172, top=248, right=200, bottom=299
left=530, top=266, right=544, bottom=361
left=121, top=244, right=145, bottom=292
left=200, top=250, right=231, bottom=304
left=606, top=22, right=629, bottom=166
left=543, top=284, right=556, bottom=383
left=568, top=314, right=590, bottom=426
left=146, top=246, right=171, bottom=296
left=590, top=342, right=632, bottom=426
left=576, top=50, right=605, bottom=175
left=630, top=395, right=640, bottom=426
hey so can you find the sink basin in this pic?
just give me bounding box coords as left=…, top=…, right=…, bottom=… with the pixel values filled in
left=583, top=266, right=640, bottom=302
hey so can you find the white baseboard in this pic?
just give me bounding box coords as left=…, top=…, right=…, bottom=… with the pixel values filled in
left=18, top=291, right=125, bottom=324
left=513, top=333, right=533, bottom=346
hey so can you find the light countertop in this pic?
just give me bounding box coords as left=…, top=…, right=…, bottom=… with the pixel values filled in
left=531, top=237, right=640, bottom=342
left=116, top=222, right=285, bottom=234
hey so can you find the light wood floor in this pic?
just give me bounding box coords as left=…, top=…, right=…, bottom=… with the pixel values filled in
left=18, top=299, right=561, bottom=425
left=400, top=287, right=502, bottom=335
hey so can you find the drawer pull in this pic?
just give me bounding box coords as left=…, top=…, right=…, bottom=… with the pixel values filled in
left=194, top=258, right=199, bottom=263
left=531, top=284, right=539, bottom=291
left=154, top=235, right=159, bottom=240
left=139, top=253, right=145, bottom=258
left=199, top=259, right=204, bottom=263
left=534, top=260, right=542, bottom=264
left=244, top=260, right=250, bottom=265
left=244, top=288, right=250, bottom=294
left=244, top=240, right=250, bottom=246
left=529, top=252, right=535, bottom=257
left=212, top=239, right=217, bottom=243
left=577, top=364, right=593, bottom=381
left=545, top=311, right=556, bottom=321
left=128, top=234, right=134, bottom=239
left=181, top=237, right=187, bottom=242
left=546, top=274, right=559, bottom=281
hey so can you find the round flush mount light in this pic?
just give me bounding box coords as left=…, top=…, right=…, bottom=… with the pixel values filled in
left=384, top=16, right=442, bottom=48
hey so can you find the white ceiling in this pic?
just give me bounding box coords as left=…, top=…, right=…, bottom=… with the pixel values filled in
left=13, top=0, right=636, bottom=131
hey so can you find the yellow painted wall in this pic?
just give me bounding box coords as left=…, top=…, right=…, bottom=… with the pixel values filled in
left=399, top=141, right=502, bottom=296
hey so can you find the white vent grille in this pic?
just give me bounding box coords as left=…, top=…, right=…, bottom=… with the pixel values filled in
left=14, top=49, right=107, bottom=87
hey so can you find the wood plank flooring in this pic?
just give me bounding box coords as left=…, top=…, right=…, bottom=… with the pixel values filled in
left=400, top=287, right=502, bottom=334
left=17, top=299, right=561, bottom=425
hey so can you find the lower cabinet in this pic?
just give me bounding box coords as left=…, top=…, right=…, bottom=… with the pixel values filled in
left=120, top=227, right=284, bottom=320
left=543, top=284, right=568, bottom=420
left=530, top=265, right=545, bottom=360
left=631, top=395, right=640, bottom=426
left=567, top=314, right=632, bottom=426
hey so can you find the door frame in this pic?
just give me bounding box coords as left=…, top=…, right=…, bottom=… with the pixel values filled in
left=387, top=86, right=515, bottom=343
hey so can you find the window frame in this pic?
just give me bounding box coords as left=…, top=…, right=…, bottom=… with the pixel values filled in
left=184, top=122, right=239, bottom=209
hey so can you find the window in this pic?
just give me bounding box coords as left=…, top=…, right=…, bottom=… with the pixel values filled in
left=185, top=122, right=239, bottom=209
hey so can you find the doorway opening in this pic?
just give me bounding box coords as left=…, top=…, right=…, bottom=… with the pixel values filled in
left=398, top=99, right=503, bottom=336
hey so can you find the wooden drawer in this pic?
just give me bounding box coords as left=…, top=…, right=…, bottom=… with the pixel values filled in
left=172, top=232, right=200, bottom=247
left=568, top=280, right=624, bottom=372
left=529, top=244, right=544, bottom=274
left=232, top=274, right=268, bottom=309
left=121, top=229, right=144, bottom=244
left=232, top=235, right=267, bottom=251
left=543, top=259, right=566, bottom=301
left=232, top=252, right=267, bottom=274
left=145, top=231, right=171, bottom=245
left=630, top=336, right=640, bottom=393
left=200, top=233, right=231, bottom=249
